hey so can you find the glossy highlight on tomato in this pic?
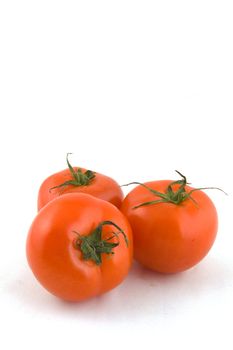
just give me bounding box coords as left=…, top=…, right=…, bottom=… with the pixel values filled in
left=27, top=193, right=133, bottom=301
left=121, top=174, right=219, bottom=274
left=37, top=154, right=123, bottom=210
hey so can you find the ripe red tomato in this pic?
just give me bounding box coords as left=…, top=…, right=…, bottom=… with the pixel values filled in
left=121, top=173, right=219, bottom=273
left=38, top=154, right=123, bottom=210
left=27, top=193, right=133, bottom=301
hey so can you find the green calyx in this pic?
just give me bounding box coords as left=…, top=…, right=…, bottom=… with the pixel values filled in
left=123, top=170, right=226, bottom=209
left=50, top=153, right=95, bottom=192
left=73, top=221, right=129, bottom=265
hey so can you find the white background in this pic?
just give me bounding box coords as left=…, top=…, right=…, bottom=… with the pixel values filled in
left=0, top=1, right=232, bottom=349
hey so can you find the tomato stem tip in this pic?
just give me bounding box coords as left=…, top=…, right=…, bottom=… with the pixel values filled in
left=49, top=153, right=96, bottom=193
left=123, top=171, right=226, bottom=209
left=73, top=221, right=128, bottom=265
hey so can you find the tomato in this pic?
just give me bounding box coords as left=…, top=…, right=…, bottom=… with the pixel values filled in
left=38, top=154, right=123, bottom=210
left=121, top=172, right=219, bottom=273
left=27, top=193, right=133, bottom=301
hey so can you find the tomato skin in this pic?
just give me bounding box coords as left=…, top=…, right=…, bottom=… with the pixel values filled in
left=27, top=193, right=133, bottom=301
left=121, top=180, right=218, bottom=274
left=37, top=167, right=123, bottom=211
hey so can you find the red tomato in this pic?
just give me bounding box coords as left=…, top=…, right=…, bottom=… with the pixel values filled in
left=38, top=154, right=123, bottom=210
left=27, top=193, right=133, bottom=301
left=121, top=173, right=219, bottom=273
